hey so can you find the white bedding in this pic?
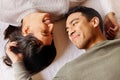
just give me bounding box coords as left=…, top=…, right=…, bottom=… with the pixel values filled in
left=0, top=0, right=120, bottom=80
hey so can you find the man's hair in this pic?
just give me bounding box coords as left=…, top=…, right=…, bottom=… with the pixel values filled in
left=3, top=25, right=56, bottom=75
left=66, top=6, right=104, bottom=32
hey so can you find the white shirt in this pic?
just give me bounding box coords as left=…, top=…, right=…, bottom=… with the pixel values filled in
left=0, top=0, right=113, bottom=26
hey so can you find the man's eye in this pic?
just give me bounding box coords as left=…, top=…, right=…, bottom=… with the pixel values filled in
left=72, top=22, right=78, bottom=26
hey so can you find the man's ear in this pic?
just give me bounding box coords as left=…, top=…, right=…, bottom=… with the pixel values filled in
left=22, top=26, right=30, bottom=36
left=90, top=17, right=99, bottom=28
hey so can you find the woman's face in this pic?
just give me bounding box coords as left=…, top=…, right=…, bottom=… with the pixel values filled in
left=22, top=12, right=54, bottom=46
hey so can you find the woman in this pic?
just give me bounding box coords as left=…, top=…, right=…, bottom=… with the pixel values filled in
left=4, top=25, right=56, bottom=74
left=4, top=12, right=55, bottom=62
left=3, top=12, right=56, bottom=79
left=3, top=24, right=56, bottom=75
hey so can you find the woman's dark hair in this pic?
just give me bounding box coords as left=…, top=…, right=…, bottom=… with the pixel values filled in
left=3, top=25, right=56, bottom=75
left=66, top=6, right=104, bottom=33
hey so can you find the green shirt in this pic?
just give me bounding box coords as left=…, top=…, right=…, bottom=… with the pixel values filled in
left=53, top=39, right=120, bottom=80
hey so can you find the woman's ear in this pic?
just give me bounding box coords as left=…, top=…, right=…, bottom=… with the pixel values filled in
left=90, top=17, right=99, bottom=28
left=22, top=25, right=30, bottom=36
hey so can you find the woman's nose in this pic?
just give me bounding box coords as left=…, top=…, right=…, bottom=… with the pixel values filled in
left=48, top=23, right=54, bottom=33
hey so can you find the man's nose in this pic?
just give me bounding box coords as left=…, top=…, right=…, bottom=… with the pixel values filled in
left=70, top=31, right=75, bottom=37
left=68, top=28, right=75, bottom=36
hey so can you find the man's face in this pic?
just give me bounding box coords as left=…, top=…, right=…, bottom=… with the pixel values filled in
left=66, top=12, right=94, bottom=49
left=22, top=13, right=54, bottom=46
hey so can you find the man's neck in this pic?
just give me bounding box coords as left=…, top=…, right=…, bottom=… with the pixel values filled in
left=86, top=35, right=107, bottom=50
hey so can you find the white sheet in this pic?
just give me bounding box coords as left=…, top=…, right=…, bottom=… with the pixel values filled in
left=0, top=22, right=15, bottom=80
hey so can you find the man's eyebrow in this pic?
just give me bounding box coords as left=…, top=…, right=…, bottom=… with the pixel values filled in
left=69, top=18, right=79, bottom=24
left=65, top=18, right=79, bottom=30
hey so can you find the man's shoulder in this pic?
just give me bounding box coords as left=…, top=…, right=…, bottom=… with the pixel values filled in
left=106, top=38, right=120, bottom=45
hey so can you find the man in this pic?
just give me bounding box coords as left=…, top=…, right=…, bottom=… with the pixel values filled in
left=6, top=6, right=120, bottom=80
left=53, top=6, right=120, bottom=80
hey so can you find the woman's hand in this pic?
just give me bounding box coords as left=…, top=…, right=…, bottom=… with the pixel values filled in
left=6, top=42, right=23, bottom=63
left=104, top=12, right=119, bottom=40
